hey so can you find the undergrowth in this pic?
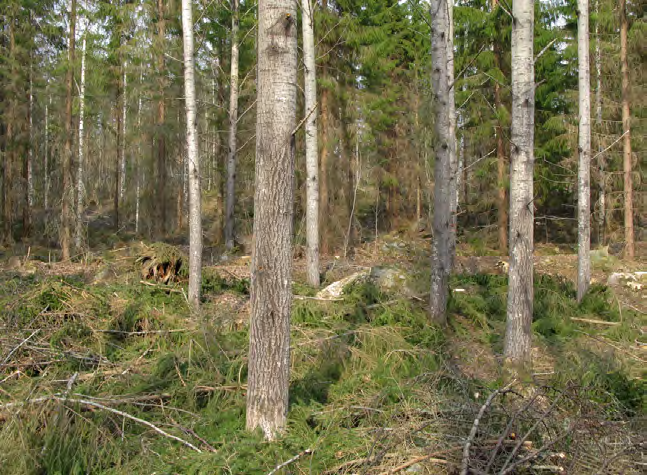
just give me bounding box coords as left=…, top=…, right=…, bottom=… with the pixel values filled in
left=0, top=267, right=643, bottom=474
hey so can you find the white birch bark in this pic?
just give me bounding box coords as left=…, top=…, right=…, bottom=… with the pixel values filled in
left=594, top=0, right=605, bottom=233
left=302, top=0, right=320, bottom=287
left=504, top=0, right=535, bottom=365
left=447, top=0, right=458, bottom=270
left=246, top=0, right=298, bottom=440
left=224, top=0, right=240, bottom=250
left=577, top=0, right=591, bottom=302
left=75, top=34, right=87, bottom=250
left=429, top=0, right=452, bottom=324
left=181, top=0, right=203, bottom=308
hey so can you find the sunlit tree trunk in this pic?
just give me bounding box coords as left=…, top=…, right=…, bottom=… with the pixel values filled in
left=181, top=0, right=203, bottom=308
left=120, top=63, right=128, bottom=201
left=225, top=0, right=240, bottom=250
left=504, top=0, right=535, bottom=366
left=447, top=0, right=458, bottom=269
left=620, top=0, right=634, bottom=259
left=246, top=0, right=298, bottom=440
left=61, top=0, right=77, bottom=259
left=302, top=0, right=320, bottom=287
left=136, top=69, right=142, bottom=234
left=156, top=0, right=167, bottom=235
left=75, top=33, right=87, bottom=250
left=577, top=0, right=591, bottom=302
left=24, top=42, right=33, bottom=238
left=429, top=0, right=452, bottom=324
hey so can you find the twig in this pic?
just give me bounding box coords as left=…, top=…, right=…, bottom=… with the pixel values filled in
left=450, top=44, right=486, bottom=90
left=139, top=280, right=183, bottom=293
left=383, top=454, right=450, bottom=474
left=293, top=295, right=343, bottom=302
left=291, top=103, right=318, bottom=136
left=534, top=38, right=557, bottom=64
left=570, top=317, right=619, bottom=326
left=94, top=329, right=189, bottom=335
left=591, top=131, right=628, bottom=161
left=266, top=448, right=312, bottom=475
left=461, top=380, right=516, bottom=475
left=1, top=329, right=41, bottom=367
left=499, top=428, right=572, bottom=475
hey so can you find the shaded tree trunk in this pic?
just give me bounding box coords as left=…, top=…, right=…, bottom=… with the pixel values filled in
left=61, top=0, right=77, bottom=259
left=114, top=54, right=123, bottom=231
left=504, top=0, right=535, bottom=366
left=302, top=0, right=320, bottom=287
left=44, top=92, right=50, bottom=210
left=156, top=0, right=167, bottom=236
left=120, top=64, right=128, bottom=201
left=594, top=0, right=605, bottom=241
left=577, top=0, right=591, bottom=302
left=447, top=0, right=458, bottom=269
left=225, top=0, right=240, bottom=251
left=620, top=0, right=634, bottom=259
left=181, top=0, right=203, bottom=308
left=246, top=0, right=298, bottom=440
left=24, top=46, right=33, bottom=238
left=428, top=0, right=452, bottom=324
left=3, top=15, right=15, bottom=245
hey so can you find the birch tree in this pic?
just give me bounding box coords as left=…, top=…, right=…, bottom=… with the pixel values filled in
left=246, top=0, right=298, bottom=439
left=302, top=0, right=320, bottom=287
left=619, top=0, right=634, bottom=260
left=447, top=0, right=458, bottom=270
left=577, top=0, right=591, bottom=302
left=429, top=0, right=452, bottom=324
left=504, top=0, right=534, bottom=365
left=75, top=32, right=87, bottom=250
left=61, top=0, right=77, bottom=260
left=181, top=0, right=203, bottom=308
left=224, top=0, right=240, bottom=251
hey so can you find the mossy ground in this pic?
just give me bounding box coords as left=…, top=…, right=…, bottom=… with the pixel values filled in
left=0, top=244, right=644, bottom=474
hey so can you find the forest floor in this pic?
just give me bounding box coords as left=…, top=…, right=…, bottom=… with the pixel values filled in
left=0, top=232, right=644, bottom=474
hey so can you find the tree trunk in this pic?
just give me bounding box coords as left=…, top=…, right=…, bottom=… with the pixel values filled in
left=3, top=15, right=15, bottom=245
left=61, top=0, right=77, bottom=259
left=114, top=54, right=123, bottom=231
left=75, top=34, right=87, bottom=250
left=136, top=69, right=142, bottom=234
left=156, top=0, right=167, bottom=236
left=504, top=0, right=534, bottom=366
left=181, top=0, right=203, bottom=308
left=594, top=0, right=605, bottom=241
left=492, top=0, right=508, bottom=254
left=44, top=92, right=50, bottom=210
left=319, top=83, right=330, bottom=254
left=246, top=0, right=298, bottom=440
left=120, top=64, right=128, bottom=201
left=224, top=0, right=240, bottom=251
left=428, top=0, right=452, bottom=324
left=302, top=0, right=320, bottom=287
left=447, top=0, right=458, bottom=270
left=577, top=0, right=591, bottom=302
left=24, top=45, right=33, bottom=238
left=620, top=0, right=634, bottom=259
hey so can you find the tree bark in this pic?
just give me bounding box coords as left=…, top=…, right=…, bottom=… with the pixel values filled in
left=428, top=0, right=452, bottom=324
left=319, top=0, right=330, bottom=255
left=181, top=0, right=203, bottom=308
left=577, top=0, right=591, bottom=302
left=246, top=0, right=298, bottom=440
left=302, top=0, right=320, bottom=287
left=114, top=53, right=123, bottom=231
left=504, top=0, right=535, bottom=366
left=3, top=14, right=15, bottom=245
left=44, top=92, right=50, bottom=211
left=156, top=0, right=167, bottom=236
left=75, top=33, right=87, bottom=250
left=24, top=44, right=33, bottom=238
left=492, top=0, right=508, bottom=254
left=619, top=0, right=634, bottom=259
left=61, top=0, right=77, bottom=259
left=120, top=64, right=128, bottom=201
left=594, top=0, right=605, bottom=240
left=447, top=0, right=458, bottom=270
left=224, top=0, right=240, bottom=250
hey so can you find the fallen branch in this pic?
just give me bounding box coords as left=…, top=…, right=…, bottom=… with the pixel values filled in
left=266, top=448, right=312, bottom=475
left=294, top=295, right=343, bottom=302
left=94, top=329, right=190, bottom=335
left=461, top=381, right=516, bottom=475
left=571, top=317, right=619, bottom=326
left=139, top=280, right=183, bottom=293
left=380, top=453, right=450, bottom=474
left=1, top=329, right=41, bottom=367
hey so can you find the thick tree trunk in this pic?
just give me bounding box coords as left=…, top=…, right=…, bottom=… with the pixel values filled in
left=61, top=0, right=77, bottom=259
left=224, top=0, right=240, bottom=250
left=246, top=0, right=298, bottom=440
left=302, top=0, right=320, bottom=287
left=428, top=0, right=452, bottom=324
left=75, top=34, right=87, bottom=250
left=182, top=0, right=203, bottom=308
left=447, top=0, right=458, bottom=270
left=577, top=0, right=591, bottom=302
left=504, top=0, right=534, bottom=366
left=156, top=0, right=167, bottom=236
left=492, top=0, right=508, bottom=253
left=620, top=0, right=634, bottom=259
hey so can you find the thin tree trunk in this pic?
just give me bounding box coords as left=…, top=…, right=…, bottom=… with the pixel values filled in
left=224, top=0, right=240, bottom=250
left=492, top=0, right=508, bottom=253
left=3, top=15, right=15, bottom=245
left=302, top=0, right=320, bottom=287
left=115, top=54, right=123, bottom=231
left=428, top=0, right=452, bottom=324
left=181, top=0, right=203, bottom=308
left=246, top=0, right=298, bottom=440
left=319, top=0, right=330, bottom=255
left=594, top=0, right=605, bottom=241
left=61, top=0, right=77, bottom=259
left=504, top=0, right=535, bottom=366
left=620, top=0, right=634, bottom=259
left=447, top=0, right=458, bottom=270
left=156, top=0, right=167, bottom=235
left=120, top=63, right=128, bottom=201
left=75, top=34, right=87, bottom=250
left=577, top=0, right=591, bottom=302
left=44, top=92, right=50, bottom=210
left=24, top=44, right=33, bottom=238
left=136, top=69, right=142, bottom=234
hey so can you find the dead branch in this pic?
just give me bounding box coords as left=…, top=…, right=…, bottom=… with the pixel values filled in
left=461, top=380, right=516, bottom=475
left=1, top=329, right=41, bottom=367
left=570, top=317, right=619, bottom=326
left=266, top=448, right=312, bottom=475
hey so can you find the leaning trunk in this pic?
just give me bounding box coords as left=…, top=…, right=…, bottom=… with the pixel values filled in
left=577, top=0, right=591, bottom=302
left=504, top=0, right=535, bottom=366
left=246, top=0, right=298, bottom=440
left=302, top=0, right=320, bottom=287
left=428, top=0, right=452, bottom=324
left=224, top=0, right=240, bottom=250
left=620, top=0, right=634, bottom=259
